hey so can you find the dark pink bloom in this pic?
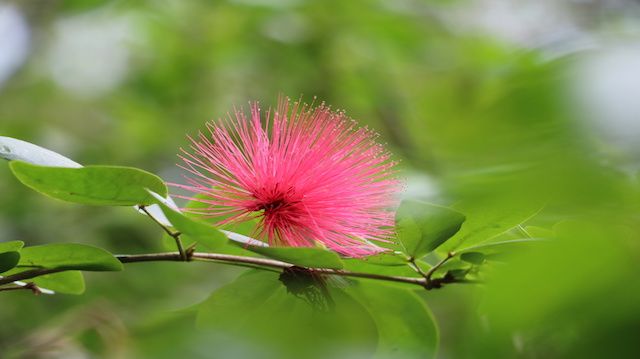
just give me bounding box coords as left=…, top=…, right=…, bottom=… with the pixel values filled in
left=173, top=98, right=400, bottom=257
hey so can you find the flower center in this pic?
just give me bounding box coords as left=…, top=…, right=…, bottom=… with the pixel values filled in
left=258, top=197, right=288, bottom=214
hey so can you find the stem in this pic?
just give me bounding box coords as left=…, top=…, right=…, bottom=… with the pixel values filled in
left=0, top=282, right=46, bottom=295
left=424, top=251, right=455, bottom=289
left=408, top=257, right=429, bottom=278
left=0, top=251, right=471, bottom=290
left=139, top=205, right=187, bottom=261
left=119, top=252, right=428, bottom=286
left=0, top=269, right=58, bottom=285
left=0, top=252, right=433, bottom=288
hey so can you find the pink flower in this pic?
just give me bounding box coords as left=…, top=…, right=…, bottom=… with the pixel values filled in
left=172, top=97, right=400, bottom=257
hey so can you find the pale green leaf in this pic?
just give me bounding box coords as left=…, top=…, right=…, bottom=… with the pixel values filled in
left=347, top=281, right=439, bottom=358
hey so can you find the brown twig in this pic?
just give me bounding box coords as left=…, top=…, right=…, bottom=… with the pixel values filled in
left=423, top=251, right=456, bottom=289
left=0, top=282, right=46, bottom=295
left=0, top=250, right=472, bottom=290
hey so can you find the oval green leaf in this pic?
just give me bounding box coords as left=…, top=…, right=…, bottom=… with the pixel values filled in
left=33, top=271, right=85, bottom=295
left=9, top=161, right=167, bottom=206
left=18, top=243, right=123, bottom=272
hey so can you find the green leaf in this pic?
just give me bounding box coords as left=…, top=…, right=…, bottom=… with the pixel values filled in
left=396, top=200, right=466, bottom=259
left=185, top=192, right=258, bottom=236
left=347, top=281, right=439, bottom=358
left=242, top=246, right=344, bottom=269
left=0, top=241, right=25, bottom=274
left=0, top=240, right=24, bottom=253
left=342, top=258, right=424, bottom=284
left=355, top=252, right=409, bottom=266
left=0, top=252, right=20, bottom=273
left=429, top=258, right=471, bottom=278
left=153, top=200, right=228, bottom=251
left=32, top=271, right=85, bottom=295
left=19, top=243, right=123, bottom=271
left=9, top=161, right=167, bottom=206
left=446, top=269, right=469, bottom=280
left=460, top=252, right=485, bottom=265
left=523, top=225, right=554, bottom=238
left=197, top=270, right=377, bottom=359
left=439, top=198, right=543, bottom=252
left=457, top=238, right=545, bottom=256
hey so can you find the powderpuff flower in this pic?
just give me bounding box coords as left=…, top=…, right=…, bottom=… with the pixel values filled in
left=173, top=97, right=400, bottom=257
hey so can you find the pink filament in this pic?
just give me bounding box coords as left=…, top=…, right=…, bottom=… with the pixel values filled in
left=171, top=97, right=400, bottom=257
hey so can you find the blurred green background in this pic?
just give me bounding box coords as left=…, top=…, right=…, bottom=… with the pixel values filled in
left=1, top=0, right=640, bottom=358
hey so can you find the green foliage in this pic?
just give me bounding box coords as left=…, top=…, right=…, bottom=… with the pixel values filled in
left=459, top=252, right=485, bottom=265
left=196, top=269, right=437, bottom=359
left=0, top=252, right=20, bottom=274
left=457, top=238, right=544, bottom=257
left=18, top=243, right=123, bottom=272
left=396, top=200, right=465, bottom=258
left=354, top=252, right=409, bottom=266
left=9, top=161, right=167, bottom=206
left=0, top=0, right=638, bottom=357
left=197, top=270, right=376, bottom=359
left=242, top=245, right=344, bottom=269
left=185, top=192, right=259, bottom=236
left=0, top=241, right=24, bottom=273
left=346, top=281, right=439, bottom=358
left=153, top=199, right=228, bottom=251
left=476, top=219, right=640, bottom=358
left=438, top=198, right=543, bottom=252
left=0, top=240, right=25, bottom=252
left=32, top=271, right=85, bottom=295
left=342, top=259, right=423, bottom=282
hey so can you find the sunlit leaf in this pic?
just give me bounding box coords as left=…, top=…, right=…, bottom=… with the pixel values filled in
left=0, top=136, right=81, bottom=168
left=9, top=161, right=167, bottom=206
